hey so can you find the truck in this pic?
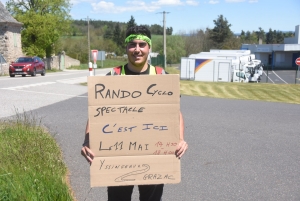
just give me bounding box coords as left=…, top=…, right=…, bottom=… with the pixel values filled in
left=244, top=60, right=264, bottom=82
left=180, top=57, right=248, bottom=83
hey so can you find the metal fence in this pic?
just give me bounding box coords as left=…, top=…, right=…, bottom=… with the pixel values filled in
left=151, top=55, right=165, bottom=68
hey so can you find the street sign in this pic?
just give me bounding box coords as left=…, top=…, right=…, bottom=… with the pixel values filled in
left=296, top=57, right=300, bottom=65
left=97, top=51, right=106, bottom=61
left=91, top=50, right=98, bottom=63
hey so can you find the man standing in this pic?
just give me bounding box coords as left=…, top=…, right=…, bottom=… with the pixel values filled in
left=81, top=25, right=188, bottom=201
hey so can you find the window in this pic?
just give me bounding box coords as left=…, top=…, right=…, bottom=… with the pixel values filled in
left=236, top=71, right=245, bottom=78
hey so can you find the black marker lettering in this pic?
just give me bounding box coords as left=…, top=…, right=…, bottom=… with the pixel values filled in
left=95, top=84, right=105, bottom=99
left=99, top=159, right=105, bottom=170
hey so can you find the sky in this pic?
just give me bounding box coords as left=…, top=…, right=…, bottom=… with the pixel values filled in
left=1, top=0, right=299, bottom=34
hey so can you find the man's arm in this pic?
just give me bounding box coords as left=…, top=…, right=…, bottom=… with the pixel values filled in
left=81, top=119, right=95, bottom=164
left=175, top=112, right=188, bottom=158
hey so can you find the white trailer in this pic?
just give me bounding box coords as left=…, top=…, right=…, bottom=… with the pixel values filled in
left=180, top=57, right=248, bottom=82
left=180, top=57, right=195, bottom=80
left=191, top=52, right=255, bottom=70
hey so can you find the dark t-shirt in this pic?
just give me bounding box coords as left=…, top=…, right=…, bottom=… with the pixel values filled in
left=106, top=64, right=168, bottom=75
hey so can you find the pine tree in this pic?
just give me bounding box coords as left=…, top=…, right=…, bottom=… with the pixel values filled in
left=208, top=15, right=233, bottom=48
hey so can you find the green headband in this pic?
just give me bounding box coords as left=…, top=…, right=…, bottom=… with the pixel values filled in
left=125, top=34, right=152, bottom=47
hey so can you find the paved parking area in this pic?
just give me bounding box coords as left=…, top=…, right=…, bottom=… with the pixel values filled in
left=260, top=69, right=300, bottom=84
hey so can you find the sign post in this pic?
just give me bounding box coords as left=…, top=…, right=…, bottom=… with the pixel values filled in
left=91, top=50, right=98, bottom=76
left=295, top=57, right=300, bottom=84
left=88, top=62, right=93, bottom=76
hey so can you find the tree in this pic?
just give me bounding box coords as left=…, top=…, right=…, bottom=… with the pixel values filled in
left=113, top=23, right=122, bottom=47
left=266, top=28, right=275, bottom=44
left=183, top=28, right=212, bottom=56
left=208, top=15, right=233, bottom=48
left=239, top=30, right=246, bottom=43
left=256, top=27, right=265, bottom=43
left=276, top=31, right=284, bottom=43
left=150, top=24, right=163, bottom=35
left=104, top=29, right=113, bottom=40
left=245, top=31, right=251, bottom=42
left=127, top=16, right=136, bottom=30
left=166, top=35, right=186, bottom=64
left=6, top=0, right=71, bottom=57
left=166, top=27, right=173, bottom=35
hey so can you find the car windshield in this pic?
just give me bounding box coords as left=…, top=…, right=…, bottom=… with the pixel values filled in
left=15, top=57, right=34, bottom=63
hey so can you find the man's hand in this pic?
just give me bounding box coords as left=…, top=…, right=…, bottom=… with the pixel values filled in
left=175, top=140, right=188, bottom=159
left=81, top=146, right=95, bottom=165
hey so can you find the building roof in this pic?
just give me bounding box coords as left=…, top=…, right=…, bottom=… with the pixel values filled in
left=0, top=2, right=23, bottom=25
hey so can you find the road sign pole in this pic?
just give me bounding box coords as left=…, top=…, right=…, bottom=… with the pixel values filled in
left=91, top=50, right=98, bottom=76
left=296, top=65, right=299, bottom=84
left=295, top=57, right=300, bottom=84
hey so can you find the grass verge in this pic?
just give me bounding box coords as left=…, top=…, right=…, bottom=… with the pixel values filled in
left=0, top=113, right=73, bottom=201
left=165, top=67, right=300, bottom=105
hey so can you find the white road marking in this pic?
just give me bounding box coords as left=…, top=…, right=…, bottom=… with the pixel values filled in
left=272, top=71, right=288, bottom=84
left=56, top=76, right=87, bottom=84
left=263, top=71, right=274, bottom=83
left=0, top=89, right=88, bottom=98
left=1, top=82, right=56, bottom=90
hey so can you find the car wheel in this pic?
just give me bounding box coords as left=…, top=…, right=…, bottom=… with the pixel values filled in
left=10, top=74, right=15, bottom=77
left=31, top=68, right=36, bottom=76
left=41, top=68, right=46, bottom=76
left=22, top=74, right=26, bottom=77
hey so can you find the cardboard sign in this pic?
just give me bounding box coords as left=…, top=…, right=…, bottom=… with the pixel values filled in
left=88, top=75, right=181, bottom=187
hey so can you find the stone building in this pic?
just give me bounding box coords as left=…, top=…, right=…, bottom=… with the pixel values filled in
left=0, top=2, right=80, bottom=73
left=0, top=1, right=23, bottom=64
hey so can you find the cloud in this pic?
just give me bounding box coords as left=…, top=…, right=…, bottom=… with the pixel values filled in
left=70, top=0, right=95, bottom=5
left=185, top=0, right=199, bottom=6
left=225, top=0, right=245, bottom=2
left=208, top=0, right=219, bottom=4
left=151, top=0, right=184, bottom=6
left=86, top=0, right=198, bottom=14
left=91, top=1, right=160, bottom=13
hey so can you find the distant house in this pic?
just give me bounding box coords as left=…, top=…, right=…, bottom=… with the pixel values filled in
left=241, top=25, right=300, bottom=69
left=0, top=1, right=23, bottom=64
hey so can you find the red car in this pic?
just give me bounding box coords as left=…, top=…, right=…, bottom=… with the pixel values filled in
left=9, top=56, right=46, bottom=77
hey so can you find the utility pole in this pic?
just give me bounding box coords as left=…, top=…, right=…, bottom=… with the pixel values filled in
left=87, top=16, right=90, bottom=63
left=158, top=11, right=169, bottom=68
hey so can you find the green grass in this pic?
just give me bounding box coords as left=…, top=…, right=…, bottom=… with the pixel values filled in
left=0, top=113, right=73, bottom=201
left=68, top=58, right=126, bottom=70
left=165, top=67, right=300, bottom=105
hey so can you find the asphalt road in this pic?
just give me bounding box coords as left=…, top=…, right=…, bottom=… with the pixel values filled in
left=1, top=71, right=300, bottom=201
